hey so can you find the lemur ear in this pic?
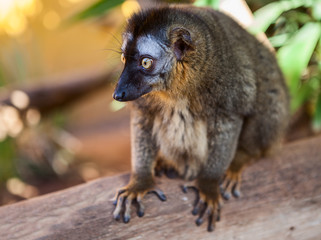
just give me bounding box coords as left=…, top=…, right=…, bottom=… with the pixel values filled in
left=169, top=27, right=194, bottom=61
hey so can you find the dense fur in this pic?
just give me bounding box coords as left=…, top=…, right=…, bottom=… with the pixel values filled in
left=113, top=5, right=289, bottom=231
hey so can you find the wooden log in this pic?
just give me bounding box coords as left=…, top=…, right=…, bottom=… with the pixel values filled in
left=1, top=135, right=321, bottom=240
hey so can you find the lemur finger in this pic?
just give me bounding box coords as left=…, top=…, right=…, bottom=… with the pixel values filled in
left=148, top=189, right=167, bottom=201
left=181, top=184, right=199, bottom=194
left=195, top=202, right=208, bottom=226
left=136, top=193, right=145, bottom=217
left=123, top=194, right=134, bottom=223
left=113, top=188, right=126, bottom=205
left=182, top=184, right=200, bottom=207
left=220, top=175, right=227, bottom=185
left=113, top=194, right=126, bottom=220
left=232, top=182, right=241, bottom=198
left=231, top=174, right=242, bottom=198
left=216, top=204, right=221, bottom=222
left=222, top=180, right=232, bottom=200
left=207, top=211, right=215, bottom=232
left=192, top=198, right=205, bottom=215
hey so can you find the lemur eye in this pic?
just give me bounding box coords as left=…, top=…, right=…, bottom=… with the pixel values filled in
left=141, top=58, right=153, bottom=69
left=121, top=53, right=126, bottom=63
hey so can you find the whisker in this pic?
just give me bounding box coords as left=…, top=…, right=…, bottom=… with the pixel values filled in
left=100, top=48, right=123, bottom=54
left=109, top=32, right=122, bottom=46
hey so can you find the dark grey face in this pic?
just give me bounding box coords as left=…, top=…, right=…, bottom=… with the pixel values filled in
left=113, top=34, right=173, bottom=102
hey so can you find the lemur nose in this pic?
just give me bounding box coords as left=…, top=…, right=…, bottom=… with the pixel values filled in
left=113, top=90, right=126, bottom=101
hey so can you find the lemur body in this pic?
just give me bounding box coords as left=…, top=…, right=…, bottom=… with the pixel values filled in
left=112, top=5, right=289, bottom=231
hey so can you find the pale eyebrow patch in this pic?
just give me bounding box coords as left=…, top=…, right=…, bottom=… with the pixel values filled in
left=136, top=35, right=164, bottom=58
left=121, top=32, right=133, bottom=52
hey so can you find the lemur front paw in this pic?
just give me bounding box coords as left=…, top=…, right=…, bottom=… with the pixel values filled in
left=182, top=181, right=223, bottom=232
left=113, top=177, right=166, bottom=223
left=220, top=169, right=242, bottom=200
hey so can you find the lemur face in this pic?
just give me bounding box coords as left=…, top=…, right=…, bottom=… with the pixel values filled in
left=113, top=33, right=174, bottom=102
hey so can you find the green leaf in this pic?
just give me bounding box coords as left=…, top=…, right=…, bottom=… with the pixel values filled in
left=312, top=93, right=321, bottom=132
left=277, top=22, right=321, bottom=112
left=0, top=66, right=5, bottom=87
left=194, top=0, right=219, bottom=9
left=268, top=33, right=290, bottom=47
left=290, top=83, right=313, bottom=112
left=70, top=0, right=125, bottom=22
left=312, top=0, right=321, bottom=20
left=250, top=0, right=314, bottom=34
left=0, top=138, right=16, bottom=183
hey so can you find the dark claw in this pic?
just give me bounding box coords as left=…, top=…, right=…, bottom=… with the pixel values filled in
left=192, top=199, right=203, bottom=215
left=222, top=191, right=230, bottom=201
left=192, top=206, right=199, bottom=215
left=137, top=209, right=144, bottom=217
left=148, top=189, right=167, bottom=201
left=123, top=215, right=130, bottom=223
left=181, top=185, right=199, bottom=194
left=114, top=213, right=121, bottom=221
left=208, top=213, right=214, bottom=232
left=136, top=199, right=145, bottom=217
left=181, top=185, right=188, bottom=193
left=232, top=190, right=241, bottom=198
left=232, top=184, right=241, bottom=198
left=196, top=217, right=203, bottom=226
left=113, top=189, right=126, bottom=206
left=196, top=202, right=208, bottom=223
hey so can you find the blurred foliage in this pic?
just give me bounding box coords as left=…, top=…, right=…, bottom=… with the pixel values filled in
left=250, top=0, right=321, bottom=132
left=0, top=138, right=16, bottom=183
left=0, top=66, right=6, bottom=87
left=70, top=0, right=125, bottom=22
left=71, top=0, right=219, bottom=22
left=194, top=0, right=220, bottom=9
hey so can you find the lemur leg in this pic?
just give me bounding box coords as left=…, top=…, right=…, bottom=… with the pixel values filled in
left=186, top=111, right=243, bottom=232
left=221, top=149, right=253, bottom=200
left=113, top=109, right=166, bottom=223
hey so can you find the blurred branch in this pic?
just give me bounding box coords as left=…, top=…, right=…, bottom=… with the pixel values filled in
left=0, top=70, right=115, bottom=115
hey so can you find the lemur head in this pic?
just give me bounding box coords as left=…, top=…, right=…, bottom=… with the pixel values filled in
left=113, top=8, right=195, bottom=102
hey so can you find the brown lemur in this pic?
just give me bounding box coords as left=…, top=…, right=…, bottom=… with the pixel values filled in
left=112, top=5, right=289, bottom=232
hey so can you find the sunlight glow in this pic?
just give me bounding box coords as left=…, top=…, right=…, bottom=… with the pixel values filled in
left=121, top=0, right=140, bottom=19
left=0, top=0, right=41, bottom=36
left=0, top=105, right=24, bottom=138
left=10, top=90, right=30, bottom=109
left=26, top=108, right=41, bottom=126
left=220, top=0, right=253, bottom=27
left=43, top=10, right=61, bottom=30
left=67, top=0, right=84, bottom=3
left=79, top=163, right=100, bottom=182
left=6, top=177, right=39, bottom=199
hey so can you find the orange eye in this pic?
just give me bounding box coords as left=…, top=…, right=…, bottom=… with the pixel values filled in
left=141, top=58, right=153, bottom=69
left=121, top=53, right=126, bottom=63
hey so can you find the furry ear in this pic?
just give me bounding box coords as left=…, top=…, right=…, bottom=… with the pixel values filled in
left=169, top=27, right=194, bottom=61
